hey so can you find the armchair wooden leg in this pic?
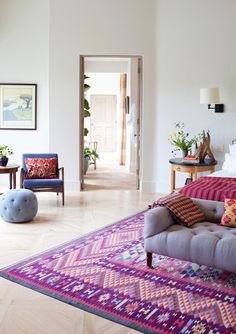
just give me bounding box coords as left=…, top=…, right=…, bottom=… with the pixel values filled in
left=147, top=252, right=153, bottom=269
left=20, top=169, right=24, bottom=188
left=62, top=188, right=65, bottom=206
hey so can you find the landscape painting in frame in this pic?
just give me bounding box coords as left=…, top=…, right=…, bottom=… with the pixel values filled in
left=0, top=84, right=37, bottom=130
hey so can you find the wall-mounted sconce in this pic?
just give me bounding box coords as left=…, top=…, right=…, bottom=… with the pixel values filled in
left=200, top=87, right=224, bottom=113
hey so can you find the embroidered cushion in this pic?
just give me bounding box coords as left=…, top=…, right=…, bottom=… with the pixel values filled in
left=25, top=157, right=58, bottom=179
left=151, top=192, right=205, bottom=227
left=221, top=198, right=236, bottom=227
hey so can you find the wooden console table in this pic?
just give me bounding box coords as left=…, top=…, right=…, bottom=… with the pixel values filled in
left=169, top=158, right=217, bottom=192
left=0, top=164, right=20, bottom=190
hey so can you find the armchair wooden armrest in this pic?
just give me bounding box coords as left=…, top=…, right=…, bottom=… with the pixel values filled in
left=58, top=167, right=65, bottom=205
left=58, top=167, right=64, bottom=180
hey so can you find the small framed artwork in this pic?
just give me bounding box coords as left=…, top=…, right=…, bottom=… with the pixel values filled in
left=0, top=83, right=37, bottom=130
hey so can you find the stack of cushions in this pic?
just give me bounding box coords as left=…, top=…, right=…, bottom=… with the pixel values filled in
left=222, top=143, right=236, bottom=173
left=25, top=157, right=58, bottom=179
left=151, top=192, right=205, bottom=227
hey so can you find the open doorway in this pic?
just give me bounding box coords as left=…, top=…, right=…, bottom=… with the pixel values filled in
left=79, top=56, right=142, bottom=191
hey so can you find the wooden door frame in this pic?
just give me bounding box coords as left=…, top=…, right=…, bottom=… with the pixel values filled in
left=79, top=55, right=143, bottom=190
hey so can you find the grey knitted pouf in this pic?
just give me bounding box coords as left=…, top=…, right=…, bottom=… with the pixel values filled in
left=0, top=189, right=38, bottom=223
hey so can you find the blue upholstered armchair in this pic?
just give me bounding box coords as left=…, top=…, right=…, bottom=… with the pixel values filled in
left=20, top=153, right=64, bottom=205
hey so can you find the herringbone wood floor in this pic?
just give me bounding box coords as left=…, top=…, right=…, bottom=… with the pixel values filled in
left=0, top=165, right=161, bottom=334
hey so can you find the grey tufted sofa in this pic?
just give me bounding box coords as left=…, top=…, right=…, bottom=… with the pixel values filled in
left=144, top=198, right=236, bottom=273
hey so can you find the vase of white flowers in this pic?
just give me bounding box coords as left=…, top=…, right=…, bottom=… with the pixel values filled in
left=168, top=123, right=202, bottom=157
left=0, top=145, right=13, bottom=166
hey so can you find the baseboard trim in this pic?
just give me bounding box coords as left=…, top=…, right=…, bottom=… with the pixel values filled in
left=141, top=180, right=169, bottom=194
left=65, top=180, right=81, bottom=192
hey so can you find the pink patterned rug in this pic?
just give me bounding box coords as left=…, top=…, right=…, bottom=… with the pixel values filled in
left=1, top=210, right=236, bottom=333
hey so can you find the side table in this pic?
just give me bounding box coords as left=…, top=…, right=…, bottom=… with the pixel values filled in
left=169, top=158, right=217, bottom=192
left=0, top=164, right=20, bottom=190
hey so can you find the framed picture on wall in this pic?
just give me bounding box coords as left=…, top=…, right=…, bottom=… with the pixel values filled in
left=0, top=83, right=37, bottom=130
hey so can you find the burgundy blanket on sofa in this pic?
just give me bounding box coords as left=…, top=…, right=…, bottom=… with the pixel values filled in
left=180, top=176, right=236, bottom=201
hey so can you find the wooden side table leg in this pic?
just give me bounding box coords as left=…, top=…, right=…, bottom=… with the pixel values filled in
left=13, top=172, right=16, bottom=188
left=9, top=173, right=12, bottom=189
left=171, top=168, right=175, bottom=192
left=209, top=167, right=215, bottom=174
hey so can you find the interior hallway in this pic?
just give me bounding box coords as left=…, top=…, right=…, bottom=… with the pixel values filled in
left=84, top=163, right=136, bottom=190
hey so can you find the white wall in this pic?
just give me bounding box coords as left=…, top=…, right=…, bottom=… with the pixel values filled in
left=0, top=0, right=49, bottom=186
left=2, top=0, right=235, bottom=194
left=49, top=0, right=157, bottom=191
left=85, top=59, right=129, bottom=73
left=155, top=0, right=236, bottom=193
left=127, top=58, right=139, bottom=173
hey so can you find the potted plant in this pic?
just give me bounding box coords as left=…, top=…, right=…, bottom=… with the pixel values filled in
left=0, top=145, right=13, bottom=166
left=84, top=147, right=99, bottom=174
left=168, top=122, right=202, bottom=158
left=84, top=74, right=91, bottom=137
left=83, top=75, right=98, bottom=174
left=83, top=75, right=100, bottom=174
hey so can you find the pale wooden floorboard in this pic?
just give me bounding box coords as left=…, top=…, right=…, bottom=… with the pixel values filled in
left=0, top=164, right=162, bottom=334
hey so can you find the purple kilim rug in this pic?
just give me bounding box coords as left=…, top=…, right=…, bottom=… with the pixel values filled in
left=0, top=210, right=236, bottom=333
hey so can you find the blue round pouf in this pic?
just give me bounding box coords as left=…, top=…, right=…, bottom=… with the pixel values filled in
left=0, top=189, right=38, bottom=223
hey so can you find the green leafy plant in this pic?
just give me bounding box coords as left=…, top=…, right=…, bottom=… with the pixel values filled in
left=168, top=123, right=202, bottom=154
left=84, top=147, right=99, bottom=161
left=84, top=147, right=99, bottom=174
left=84, top=75, right=91, bottom=136
left=83, top=76, right=100, bottom=173
left=0, top=145, right=13, bottom=158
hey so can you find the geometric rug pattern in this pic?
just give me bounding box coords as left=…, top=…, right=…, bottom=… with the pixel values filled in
left=0, top=210, right=236, bottom=333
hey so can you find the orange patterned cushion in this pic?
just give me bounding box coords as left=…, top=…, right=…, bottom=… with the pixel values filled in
left=25, top=158, right=58, bottom=179
left=151, top=192, right=205, bottom=227
left=221, top=198, right=236, bottom=227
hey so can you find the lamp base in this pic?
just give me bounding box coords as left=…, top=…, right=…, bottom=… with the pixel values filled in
left=208, top=104, right=224, bottom=113
left=215, top=104, right=224, bottom=113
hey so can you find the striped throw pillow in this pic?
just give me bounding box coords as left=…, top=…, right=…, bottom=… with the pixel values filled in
left=151, top=192, right=205, bottom=227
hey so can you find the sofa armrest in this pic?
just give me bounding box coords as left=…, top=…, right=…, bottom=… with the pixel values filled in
left=144, top=206, right=175, bottom=239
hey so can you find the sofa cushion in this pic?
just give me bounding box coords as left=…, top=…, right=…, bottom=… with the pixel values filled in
left=151, top=192, right=205, bottom=227
left=25, top=158, right=58, bottom=179
left=144, top=222, right=236, bottom=272
left=221, top=198, right=236, bottom=227
left=23, top=178, right=63, bottom=188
